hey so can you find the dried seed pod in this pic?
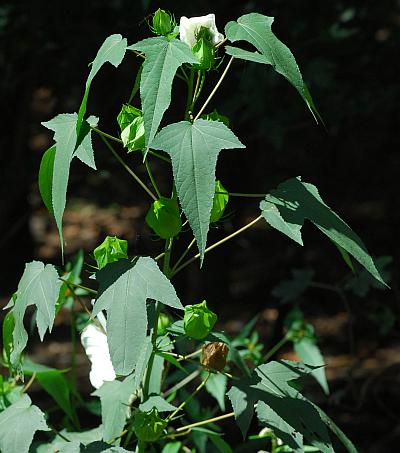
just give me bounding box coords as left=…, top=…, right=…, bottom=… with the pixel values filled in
left=201, top=342, right=229, bottom=372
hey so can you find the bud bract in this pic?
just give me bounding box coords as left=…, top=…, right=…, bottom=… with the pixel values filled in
left=93, top=236, right=128, bottom=270
left=152, top=9, right=174, bottom=36
left=192, top=36, right=215, bottom=71
left=184, top=300, right=217, bottom=340
left=157, top=312, right=172, bottom=336
left=210, top=180, right=229, bottom=223
left=117, top=104, right=145, bottom=152
left=133, top=408, right=167, bottom=442
left=145, top=197, right=182, bottom=239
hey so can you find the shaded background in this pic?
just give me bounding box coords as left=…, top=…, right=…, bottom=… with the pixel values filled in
left=1, top=0, right=400, bottom=451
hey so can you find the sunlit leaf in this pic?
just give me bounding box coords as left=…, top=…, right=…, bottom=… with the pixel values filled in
left=260, top=177, right=386, bottom=285
left=128, top=37, right=198, bottom=154
left=152, top=119, right=245, bottom=261
left=93, top=258, right=183, bottom=375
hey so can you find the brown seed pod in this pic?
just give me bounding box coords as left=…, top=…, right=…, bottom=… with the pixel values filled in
left=201, top=342, right=229, bottom=372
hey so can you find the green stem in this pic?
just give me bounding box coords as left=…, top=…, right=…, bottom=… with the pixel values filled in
left=262, top=336, right=289, bottom=363
left=194, top=56, right=235, bottom=121
left=93, top=127, right=122, bottom=144
left=163, top=369, right=201, bottom=398
left=171, top=215, right=263, bottom=277
left=216, top=191, right=266, bottom=198
left=174, top=411, right=235, bottom=433
left=184, top=69, right=195, bottom=120
left=167, top=372, right=211, bottom=422
left=144, top=158, right=161, bottom=198
left=59, top=278, right=97, bottom=295
left=171, top=238, right=196, bottom=274
left=96, top=130, right=157, bottom=201
left=148, top=150, right=171, bottom=163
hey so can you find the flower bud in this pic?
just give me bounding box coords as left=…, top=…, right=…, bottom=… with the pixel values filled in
left=145, top=197, right=182, bottom=239
left=157, top=312, right=172, bottom=336
left=93, top=236, right=128, bottom=270
left=152, top=9, right=174, bottom=36
left=133, top=408, right=167, bottom=442
left=192, top=36, right=215, bottom=71
left=117, top=104, right=145, bottom=152
left=201, top=341, right=229, bottom=372
left=183, top=300, right=217, bottom=340
left=210, top=180, right=229, bottom=223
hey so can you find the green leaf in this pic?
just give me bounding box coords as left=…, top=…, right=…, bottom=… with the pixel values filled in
left=38, top=145, right=56, bottom=216
left=2, top=310, right=14, bottom=365
left=37, top=426, right=104, bottom=453
left=0, top=394, right=49, bottom=453
left=260, top=177, right=386, bottom=285
left=139, top=395, right=177, bottom=412
left=77, top=34, right=127, bottom=135
left=93, top=374, right=137, bottom=443
left=128, top=37, right=198, bottom=153
left=11, top=261, right=61, bottom=366
left=227, top=360, right=334, bottom=452
left=156, top=351, right=188, bottom=374
left=205, top=371, right=227, bottom=411
left=294, top=337, right=329, bottom=395
left=93, top=258, right=183, bottom=375
left=74, top=115, right=99, bottom=169
left=211, top=180, right=229, bottom=223
left=225, top=13, right=320, bottom=121
left=37, top=370, right=78, bottom=426
left=152, top=119, right=245, bottom=261
left=41, top=114, right=95, bottom=256
left=161, top=442, right=182, bottom=453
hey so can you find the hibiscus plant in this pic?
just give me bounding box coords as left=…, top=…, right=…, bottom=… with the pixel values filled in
left=0, top=9, right=386, bottom=453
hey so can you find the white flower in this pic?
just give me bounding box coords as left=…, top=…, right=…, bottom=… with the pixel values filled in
left=179, top=14, right=224, bottom=48
left=81, top=316, right=116, bottom=389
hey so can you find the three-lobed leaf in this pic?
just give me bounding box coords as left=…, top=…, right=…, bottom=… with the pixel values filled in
left=93, top=257, right=183, bottom=375
left=128, top=37, right=198, bottom=154
left=152, top=119, right=245, bottom=261
left=225, top=13, right=320, bottom=121
left=10, top=261, right=61, bottom=366
left=227, top=360, right=334, bottom=452
left=260, top=177, right=386, bottom=285
left=0, top=394, right=49, bottom=453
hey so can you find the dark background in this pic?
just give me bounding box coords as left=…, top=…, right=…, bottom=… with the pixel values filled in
left=0, top=0, right=399, bottom=451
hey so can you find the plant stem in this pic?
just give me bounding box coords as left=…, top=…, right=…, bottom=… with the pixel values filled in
left=59, top=278, right=97, bottom=295
left=93, top=127, right=122, bottom=144
left=171, top=238, right=196, bottom=274
left=144, top=158, right=161, bottom=198
left=163, top=370, right=201, bottom=397
left=217, top=191, right=266, bottom=198
left=175, top=411, right=235, bottom=433
left=194, top=56, right=235, bottom=121
left=22, top=372, right=36, bottom=393
left=96, top=130, right=157, bottom=201
left=149, top=150, right=171, bottom=163
left=262, top=336, right=289, bottom=362
left=184, top=69, right=195, bottom=120
left=167, top=372, right=211, bottom=422
left=170, top=215, right=263, bottom=277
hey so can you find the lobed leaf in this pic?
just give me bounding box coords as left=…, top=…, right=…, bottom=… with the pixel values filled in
left=152, top=119, right=245, bottom=261
left=93, top=258, right=182, bottom=375
left=260, top=177, right=386, bottom=285
left=225, top=13, right=320, bottom=121
left=128, top=37, right=198, bottom=154
left=10, top=261, right=61, bottom=366
left=0, top=394, right=49, bottom=453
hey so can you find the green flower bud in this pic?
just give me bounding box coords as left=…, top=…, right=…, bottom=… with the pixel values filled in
left=93, top=236, right=128, bottom=270
left=192, top=37, right=215, bottom=71
left=157, top=312, right=172, bottom=336
left=133, top=408, right=167, bottom=442
left=145, top=197, right=182, bottom=239
left=184, top=300, right=217, bottom=340
left=210, top=180, right=229, bottom=223
left=152, top=9, right=174, bottom=36
left=201, top=109, right=230, bottom=127
left=117, top=104, right=145, bottom=152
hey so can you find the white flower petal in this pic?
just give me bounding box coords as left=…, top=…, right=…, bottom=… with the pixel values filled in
left=81, top=323, right=116, bottom=389
left=179, top=13, right=224, bottom=48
